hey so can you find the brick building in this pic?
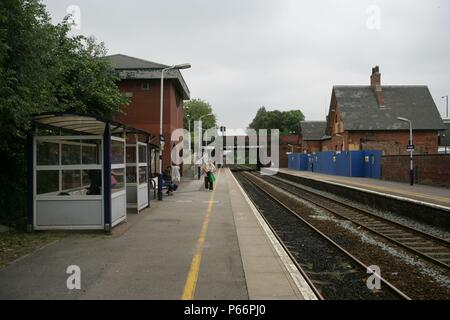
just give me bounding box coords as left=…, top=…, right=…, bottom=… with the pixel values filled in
left=322, top=66, right=445, bottom=155
left=279, top=134, right=301, bottom=167
left=299, top=121, right=327, bottom=153
left=105, top=54, right=190, bottom=170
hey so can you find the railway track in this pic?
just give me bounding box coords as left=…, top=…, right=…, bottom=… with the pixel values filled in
left=233, top=170, right=410, bottom=300
left=251, top=171, right=450, bottom=271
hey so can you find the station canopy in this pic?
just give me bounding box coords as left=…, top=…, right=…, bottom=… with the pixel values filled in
left=32, top=112, right=155, bottom=139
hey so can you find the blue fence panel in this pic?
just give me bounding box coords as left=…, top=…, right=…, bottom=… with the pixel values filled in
left=350, top=151, right=364, bottom=177
left=315, top=151, right=335, bottom=175
left=300, top=150, right=381, bottom=179
left=363, top=150, right=382, bottom=179
left=335, top=151, right=349, bottom=176
left=299, top=154, right=309, bottom=171
left=288, top=153, right=299, bottom=170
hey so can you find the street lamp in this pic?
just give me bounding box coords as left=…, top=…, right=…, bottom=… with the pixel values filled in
left=442, top=95, right=449, bottom=118
left=158, top=63, right=191, bottom=200
left=397, top=117, right=414, bottom=186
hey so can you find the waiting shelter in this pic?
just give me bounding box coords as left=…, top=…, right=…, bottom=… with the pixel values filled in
left=27, top=112, right=158, bottom=232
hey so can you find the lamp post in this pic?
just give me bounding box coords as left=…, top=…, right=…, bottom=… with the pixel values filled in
left=397, top=117, right=414, bottom=186
left=442, top=95, right=448, bottom=118
left=158, top=63, right=191, bottom=200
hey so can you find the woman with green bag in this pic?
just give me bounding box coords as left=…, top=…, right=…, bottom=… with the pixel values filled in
left=202, top=160, right=217, bottom=191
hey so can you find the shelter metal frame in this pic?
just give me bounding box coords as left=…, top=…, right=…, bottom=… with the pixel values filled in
left=28, top=112, right=157, bottom=232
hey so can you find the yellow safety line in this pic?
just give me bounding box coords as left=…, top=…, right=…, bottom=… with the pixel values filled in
left=181, top=170, right=220, bottom=300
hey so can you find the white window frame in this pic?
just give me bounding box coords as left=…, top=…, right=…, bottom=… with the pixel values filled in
left=111, top=136, right=126, bottom=195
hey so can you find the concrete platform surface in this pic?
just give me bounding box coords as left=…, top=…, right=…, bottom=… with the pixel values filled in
left=0, top=168, right=313, bottom=300
left=276, top=168, right=450, bottom=208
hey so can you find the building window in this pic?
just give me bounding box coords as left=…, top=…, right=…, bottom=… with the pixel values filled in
left=124, top=92, right=133, bottom=98
left=142, top=82, right=150, bottom=91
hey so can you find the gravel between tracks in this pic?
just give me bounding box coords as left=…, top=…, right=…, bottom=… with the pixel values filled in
left=248, top=172, right=450, bottom=299
left=236, top=172, right=400, bottom=300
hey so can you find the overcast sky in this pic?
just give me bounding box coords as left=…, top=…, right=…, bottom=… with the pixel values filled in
left=43, top=0, right=450, bottom=130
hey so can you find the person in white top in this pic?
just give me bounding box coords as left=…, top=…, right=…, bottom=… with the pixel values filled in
left=201, top=160, right=216, bottom=191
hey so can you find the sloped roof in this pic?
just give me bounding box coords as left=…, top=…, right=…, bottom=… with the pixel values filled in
left=32, top=112, right=156, bottom=142
left=334, top=85, right=445, bottom=131
left=104, top=54, right=169, bottom=69
left=104, top=54, right=190, bottom=99
left=300, top=121, right=327, bottom=140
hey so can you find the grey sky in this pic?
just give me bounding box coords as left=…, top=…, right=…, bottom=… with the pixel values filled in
left=43, top=0, right=450, bottom=130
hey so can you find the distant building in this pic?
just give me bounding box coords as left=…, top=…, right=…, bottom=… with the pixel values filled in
left=279, top=134, right=301, bottom=167
left=323, top=66, right=445, bottom=155
left=299, top=121, right=327, bottom=153
left=104, top=54, right=190, bottom=170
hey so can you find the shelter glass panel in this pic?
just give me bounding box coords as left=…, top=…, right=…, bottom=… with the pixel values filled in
left=37, top=141, right=59, bottom=165
left=36, top=170, right=59, bottom=195
left=62, top=143, right=81, bottom=165
left=111, top=168, right=125, bottom=192
left=112, top=140, right=125, bottom=164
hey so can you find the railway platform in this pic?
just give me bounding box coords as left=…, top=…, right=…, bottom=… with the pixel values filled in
left=0, top=168, right=315, bottom=300
left=274, top=168, right=450, bottom=209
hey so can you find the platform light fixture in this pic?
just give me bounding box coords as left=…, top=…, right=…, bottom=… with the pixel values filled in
left=397, top=117, right=414, bottom=186
left=158, top=63, right=191, bottom=200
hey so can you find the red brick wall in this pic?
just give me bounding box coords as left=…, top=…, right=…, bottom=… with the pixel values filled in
left=346, top=131, right=439, bottom=155
left=302, top=140, right=322, bottom=153
left=381, top=154, right=450, bottom=188
left=280, top=134, right=300, bottom=145
left=279, top=134, right=301, bottom=168
left=115, top=79, right=184, bottom=169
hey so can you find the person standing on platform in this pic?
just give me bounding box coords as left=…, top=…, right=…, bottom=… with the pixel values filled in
left=202, top=160, right=216, bottom=191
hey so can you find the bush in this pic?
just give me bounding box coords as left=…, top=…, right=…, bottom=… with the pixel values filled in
left=0, top=0, right=128, bottom=228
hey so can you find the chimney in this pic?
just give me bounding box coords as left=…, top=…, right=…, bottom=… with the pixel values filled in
left=370, top=66, right=384, bottom=107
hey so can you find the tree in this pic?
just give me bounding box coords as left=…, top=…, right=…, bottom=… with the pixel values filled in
left=248, top=107, right=304, bottom=134
left=184, top=99, right=217, bottom=130
left=0, top=0, right=128, bottom=227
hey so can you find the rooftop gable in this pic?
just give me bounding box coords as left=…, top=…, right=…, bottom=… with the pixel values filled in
left=333, top=85, right=445, bottom=131
left=104, top=54, right=190, bottom=100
